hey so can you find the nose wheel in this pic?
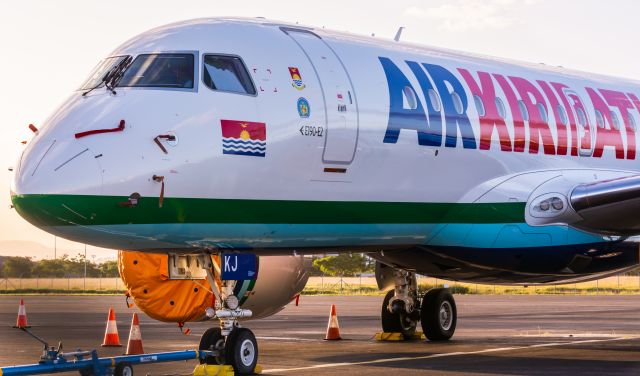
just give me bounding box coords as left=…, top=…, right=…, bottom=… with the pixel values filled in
left=381, top=269, right=420, bottom=339
left=226, top=328, right=258, bottom=374
left=199, top=327, right=258, bottom=374
left=381, top=289, right=418, bottom=338
left=199, top=327, right=225, bottom=365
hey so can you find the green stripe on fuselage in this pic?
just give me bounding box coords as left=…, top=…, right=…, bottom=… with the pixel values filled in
left=11, top=194, right=526, bottom=226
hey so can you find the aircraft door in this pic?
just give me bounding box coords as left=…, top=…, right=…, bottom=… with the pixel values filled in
left=284, top=28, right=359, bottom=165
left=563, top=89, right=594, bottom=156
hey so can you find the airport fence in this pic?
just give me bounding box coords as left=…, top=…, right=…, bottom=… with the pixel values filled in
left=1, top=275, right=640, bottom=295
left=304, top=275, right=640, bottom=295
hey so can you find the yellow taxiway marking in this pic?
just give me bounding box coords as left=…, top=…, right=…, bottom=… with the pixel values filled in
left=263, top=336, right=637, bottom=374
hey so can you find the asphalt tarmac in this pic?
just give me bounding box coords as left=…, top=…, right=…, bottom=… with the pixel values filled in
left=1, top=295, right=639, bottom=375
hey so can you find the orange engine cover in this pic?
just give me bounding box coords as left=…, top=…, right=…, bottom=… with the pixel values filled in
left=118, top=251, right=212, bottom=322
left=118, top=251, right=309, bottom=323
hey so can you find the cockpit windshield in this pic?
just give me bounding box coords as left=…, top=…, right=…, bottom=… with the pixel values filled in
left=117, top=53, right=194, bottom=89
left=79, top=56, right=129, bottom=90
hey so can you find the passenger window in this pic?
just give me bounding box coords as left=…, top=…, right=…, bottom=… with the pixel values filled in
left=495, top=97, right=506, bottom=119
left=518, top=100, right=529, bottom=122
left=428, top=89, right=442, bottom=112
left=610, top=111, right=621, bottom=130
left=203, top=55, right=256, bottom=95
left=473, top=95, right=486, bottom=117
left=628, top=110, right=637, bottom=131
left=595, top=110, right=605, bottom=129
left=557, top=105, right=568, bottom=126
left=403, top=86, right=418, bottom=110
left=451, top=92, right=463, bottom=115
left=537, top=103, right=548, bottom=123
left=576, top=108, right=587, bottom=127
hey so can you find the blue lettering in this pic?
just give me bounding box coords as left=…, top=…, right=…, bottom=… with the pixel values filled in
left=406, top=61, right=442, bottom=146
left=379, top=57, right=433, bottom=145
left=422, top=63, right=477, bottom=149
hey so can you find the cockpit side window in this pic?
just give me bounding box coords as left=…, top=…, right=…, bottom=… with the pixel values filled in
left=202, top=55, right=256, bottom=95
left=117, top=53, right=195, bottom=88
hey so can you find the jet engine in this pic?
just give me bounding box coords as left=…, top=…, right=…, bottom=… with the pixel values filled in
left=118, top=251, right=308, bottom=323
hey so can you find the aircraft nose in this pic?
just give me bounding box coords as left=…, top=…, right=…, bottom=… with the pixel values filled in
left=11, top=133, right=103, bottom=229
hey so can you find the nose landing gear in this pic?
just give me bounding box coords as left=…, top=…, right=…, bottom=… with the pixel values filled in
left=381, top=269, right=421, bottom=338
left=198, top=256, right=258, bottom=375
left=381, top=269, right=457, bottom=341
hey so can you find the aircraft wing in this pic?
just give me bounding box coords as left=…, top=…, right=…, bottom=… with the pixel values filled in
left=525, top=174, right=640, bottom=236
left=569, top=175, right=640, bottom=235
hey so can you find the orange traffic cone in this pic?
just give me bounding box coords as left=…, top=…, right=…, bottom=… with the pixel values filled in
left=13, top=299, right=30, bottom=328
left=125, top=313, right=144, bottom=355
left=101, top=307, right=122, bottom=347
left=324, top=304, right=341, bottom=340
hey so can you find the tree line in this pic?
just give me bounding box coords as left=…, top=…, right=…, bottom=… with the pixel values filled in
left=0, top=254, right=119, bottom=278
left=0, top=253, right=373, bottom=279
left=310, top=253, right=375, bottom=276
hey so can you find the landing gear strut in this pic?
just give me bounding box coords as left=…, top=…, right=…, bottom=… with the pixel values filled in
left=381, top=269, right=457, bottom=341
left=381, top=269, right=420, bottom=338
left=198, top=255, right=258, bottom=375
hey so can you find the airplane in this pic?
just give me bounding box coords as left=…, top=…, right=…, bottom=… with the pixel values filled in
left=10, top=16, right=640, bottom=374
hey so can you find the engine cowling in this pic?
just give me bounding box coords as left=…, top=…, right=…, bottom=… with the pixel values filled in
left=118, top=251, right=308, bottom=323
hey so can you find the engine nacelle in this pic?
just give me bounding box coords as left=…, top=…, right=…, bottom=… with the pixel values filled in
left=118, top=251, right=308, bottom=323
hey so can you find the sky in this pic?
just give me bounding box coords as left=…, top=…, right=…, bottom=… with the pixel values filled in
left=1, top=0, right=639, bottom=260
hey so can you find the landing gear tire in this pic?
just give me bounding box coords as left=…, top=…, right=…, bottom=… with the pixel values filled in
left=381, top=290, right=418, bottom=339
left=225, top=328, right=258, bottom=375
left=199, top=327, right=225, bottom=365
left=114, top=362, right=134, bottom=376
left=420, top=288, right=457, bottom=341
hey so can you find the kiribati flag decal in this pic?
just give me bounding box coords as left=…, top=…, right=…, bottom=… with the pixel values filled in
left=221, top=120, right=266, bottom=157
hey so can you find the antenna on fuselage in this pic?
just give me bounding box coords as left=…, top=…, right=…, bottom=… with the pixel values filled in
left=394, top=26, right=405, bottom=42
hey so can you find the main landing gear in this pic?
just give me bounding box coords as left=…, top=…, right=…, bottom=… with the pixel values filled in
left=198, top=256, right=258, bottom=375
left=382, top=269, right=457, bottom=341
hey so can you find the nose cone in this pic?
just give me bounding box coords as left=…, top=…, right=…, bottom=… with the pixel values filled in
left=11, top=131, right=103, bottom=231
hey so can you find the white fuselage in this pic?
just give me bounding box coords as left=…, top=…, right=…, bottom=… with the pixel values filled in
left=11, top=18, right=640, bottom=283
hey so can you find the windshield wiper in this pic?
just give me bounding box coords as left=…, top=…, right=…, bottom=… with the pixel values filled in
left=81, top=56, right=132, bottom=97
left=104, top=56, right=133, bottom=94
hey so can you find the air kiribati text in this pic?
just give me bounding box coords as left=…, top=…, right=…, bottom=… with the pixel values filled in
left=380, top=57, right=640, bottom=160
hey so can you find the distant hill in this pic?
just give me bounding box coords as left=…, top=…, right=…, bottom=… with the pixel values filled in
left=0, top=240, right=116, bottom=261
left=0, top=240, right=52, bottom=258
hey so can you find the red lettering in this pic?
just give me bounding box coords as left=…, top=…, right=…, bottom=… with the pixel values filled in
left=551, top=83, right=579, bottom=156
left=586, top=88, right=625, bottom=159
left=510, top=77, right=555, bottom=155
left=600, top=90, right=636, bottom=160
left=538, top=81, right=568, bottom=155
left=626, top=92, right=640, bottom=158
left=458, top=69, right=511, bottom=151
left=494, top=74, right=526, bottom=152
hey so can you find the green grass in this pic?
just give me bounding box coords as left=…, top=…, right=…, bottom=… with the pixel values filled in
left=2, top=276, right=639, bottom=295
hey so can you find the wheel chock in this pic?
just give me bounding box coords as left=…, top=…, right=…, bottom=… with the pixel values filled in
left=193, top=364, right=235, bottom=376
left=192, top=364, right=263, bottom=375
left=375, top=331, right=426, bottom=341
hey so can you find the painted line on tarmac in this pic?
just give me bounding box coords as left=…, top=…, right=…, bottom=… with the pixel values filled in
left=257, top=336, right=320, bottom=342
left=263, top=336, right=637, bottom=373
